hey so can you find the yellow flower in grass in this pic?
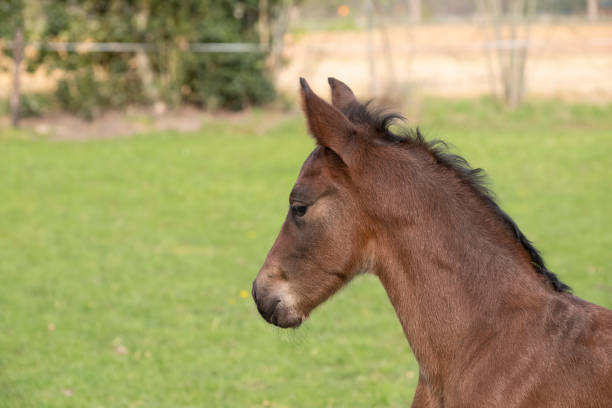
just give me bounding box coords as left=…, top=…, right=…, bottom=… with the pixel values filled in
left=240, top=290, right=249, bottom=299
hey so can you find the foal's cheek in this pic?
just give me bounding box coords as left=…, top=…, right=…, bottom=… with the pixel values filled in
left=291, top=198, right=355, bottom=272
left=320, top=222, right=358, bottom=273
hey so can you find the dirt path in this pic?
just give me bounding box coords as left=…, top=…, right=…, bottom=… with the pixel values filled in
left=0, top=105, right=294, bottom=140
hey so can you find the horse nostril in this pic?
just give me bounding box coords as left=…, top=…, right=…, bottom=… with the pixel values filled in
left=254, top=294, right=281, bottom=321
left=251, top=279, right=284, bottom=322
left=264, top=298, right=282, bottom=321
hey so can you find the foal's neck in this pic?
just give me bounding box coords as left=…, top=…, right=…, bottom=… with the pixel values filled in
left=373, top=168, right=555, bottom=389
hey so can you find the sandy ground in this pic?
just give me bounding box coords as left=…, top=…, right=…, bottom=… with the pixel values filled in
left=277, top=23, right=612, bottom=102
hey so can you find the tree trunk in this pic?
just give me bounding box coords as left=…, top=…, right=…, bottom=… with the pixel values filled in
left=485, top=0, right=533, bottom=107
left=134, top=1, right=158, bottom=102
left=410, top=0, right=421, bottom=24
left=267, top=2, right=290, bottom=79
left=11, top=28, right=24, bottom=128
left=365, top=0, right=377, bottom=96
left=587, top=0, right=599, bottom=22
left=259, top=0, right=270, bottom=48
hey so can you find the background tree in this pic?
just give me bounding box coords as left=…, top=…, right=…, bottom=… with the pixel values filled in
left=480, top=0, right=535, bottom=107
left=0, top=0, right=24, bottom=126
left=0, top=0, right=284, bottom=118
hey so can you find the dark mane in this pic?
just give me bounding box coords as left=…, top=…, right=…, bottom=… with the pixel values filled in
left=340, top=101, right=571, bottom=293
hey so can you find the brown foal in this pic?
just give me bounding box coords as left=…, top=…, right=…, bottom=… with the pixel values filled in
left=252, top=78, right=612, bottom=407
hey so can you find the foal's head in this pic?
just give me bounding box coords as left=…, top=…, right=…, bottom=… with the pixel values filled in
left=251, top=77, right=569, bottom=328
left=252, top=78, right=382, bottom=328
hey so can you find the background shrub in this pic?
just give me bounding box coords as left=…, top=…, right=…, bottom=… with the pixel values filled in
left=0, top=0, right=281, bottom=117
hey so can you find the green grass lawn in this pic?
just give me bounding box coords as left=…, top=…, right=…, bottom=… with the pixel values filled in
left=1, top=99, right=611, bottom=407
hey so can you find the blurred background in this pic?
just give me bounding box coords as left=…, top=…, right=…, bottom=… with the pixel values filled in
left=1, top=1, right=610, bottom=407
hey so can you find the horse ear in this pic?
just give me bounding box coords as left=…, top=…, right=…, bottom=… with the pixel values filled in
left=300, top=78, right=356, bottom=163
left=328, top=77, right=357, bottom=111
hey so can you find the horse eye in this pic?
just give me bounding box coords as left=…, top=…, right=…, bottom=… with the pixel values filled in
left=291, top=205, right=308, bottom=218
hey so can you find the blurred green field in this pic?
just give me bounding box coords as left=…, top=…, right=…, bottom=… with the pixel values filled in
left=1, top=99, right=611, bottom=408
